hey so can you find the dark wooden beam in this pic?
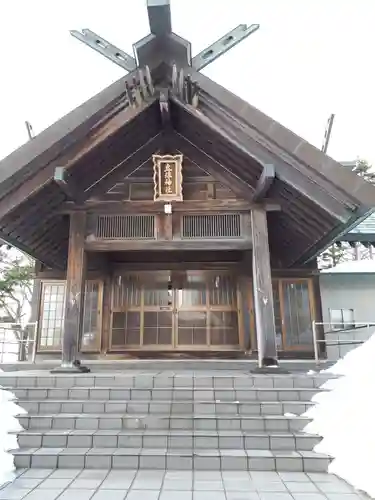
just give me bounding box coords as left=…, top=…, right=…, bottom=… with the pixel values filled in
left=185, top=68, right=375, bottom=210
left=0, top=97, right=159, bottom=221
left=110, top=261, right=241, bottom=273
left=0, top=69, right=149, bottom=198
left=85, top=238, right=251, bottom=252
left=54, top=167, right=82, bottom=203
left=251, top=207, right=278, bottom=367
left=52, top=212, right=89, bottom=373
left=252, top=164, right=275, bottom=202
left=59, top=199, right=280, bottom=214
left=83, top=134, right=162, bottom=200
left=172, top=95, right=355, bottom=222
left=172, top=132, right=256, bottom=200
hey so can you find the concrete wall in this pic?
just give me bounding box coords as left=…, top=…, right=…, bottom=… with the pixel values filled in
left=319, top=273, right=375, bottom=360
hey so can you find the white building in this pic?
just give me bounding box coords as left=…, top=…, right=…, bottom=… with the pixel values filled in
left=320, top=260, right=375, bottom=360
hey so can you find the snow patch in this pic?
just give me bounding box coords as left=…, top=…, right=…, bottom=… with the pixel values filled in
left=0, top=378, right=27, bottom=488
left=303, top=331, right=375, bottom=498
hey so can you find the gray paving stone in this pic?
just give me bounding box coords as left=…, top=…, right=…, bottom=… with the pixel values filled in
left=256, top=481, right=288, bottom=492
left=132, top=479, right=164, bottom=490
left=126, top=491, right=160, bottom=500
left=48, top=469, right=82, bottom=479
left=193, top=480, right=223, bottom=490
left=278, top=472, right=311, bottom=482
left=286, top=481, right=319, bottom=492
left=39, top=478, right=74, bottom=489
left=58, top=490, right=96, bottom=499
left=100, top=480, right=134, bottom=490
left=10, top=479, right=43, bottom=490
left=324, top=495, right=365, bottom=500
left=194, top=455, right=221, bottom=470
left=258, top=493, right=294, bottom=500
left=23, top=490, right=64, bottom=500
left=193, top=492, right=226, bottom=500
left=160, top=492, right=192, bottom=500
left=223, top=480, right=256, bottom=491
left=163, top=480, right=193, bottom=490
left=226, top=493, right=260, bottom=500
left=20, top=470, right=53, bottom=479
left=58, top=454, right=86, bottom=468
left=316, top=481, right=357, bottom=493
left=70, top=479, right=104, bottom=489
left=291, top=494, right=327, bottom=500
left=91, top=491, right=127, bottom=500
left=0, top=488, right=31, bottom=500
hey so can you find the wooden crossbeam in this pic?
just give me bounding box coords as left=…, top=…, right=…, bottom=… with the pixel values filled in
left=54, top=167, right=82, bottom=203
left=252, top=164, right=275, bottom=202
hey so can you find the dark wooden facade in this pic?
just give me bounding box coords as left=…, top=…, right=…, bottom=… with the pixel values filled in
left=1, top=5, right=375, bottom=369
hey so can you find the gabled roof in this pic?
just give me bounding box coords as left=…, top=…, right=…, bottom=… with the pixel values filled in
left=338, top=161, right=375, bottom=243
left=0, top=38, right=375, bottom=269
left=339, top=212, right=375, bottom=243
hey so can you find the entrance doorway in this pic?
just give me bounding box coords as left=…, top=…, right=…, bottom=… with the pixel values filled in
left=109, top=271, right=240, bottom=350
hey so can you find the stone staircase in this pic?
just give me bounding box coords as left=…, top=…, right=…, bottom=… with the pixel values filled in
left=0, top=370, right=332, bottom=472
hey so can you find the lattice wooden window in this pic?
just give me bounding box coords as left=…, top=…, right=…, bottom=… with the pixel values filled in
left=38, top=282, right=65, bottom=350
left=95, top=215, right=155, bottom=239
left=38, top=280, right=103, bottom=352
left=182, top=214, right=241, bottom=239
left=81, top=281, right=103, bottom=352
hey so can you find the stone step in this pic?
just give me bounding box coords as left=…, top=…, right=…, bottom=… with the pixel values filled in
left=8, top=386, right=321, bottom=402
left=18, top=413, right=310, bottom=432
left=16, top=429, right=320, bottom=451
left=18, top=399, right=313, bottom=416
left=12, top=447, right=330, bottom=472
left=0, top=373, right=332, bottom=389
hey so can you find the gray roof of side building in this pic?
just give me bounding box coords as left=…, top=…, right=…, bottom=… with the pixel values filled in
left=339, top=161, right=375, bottom=241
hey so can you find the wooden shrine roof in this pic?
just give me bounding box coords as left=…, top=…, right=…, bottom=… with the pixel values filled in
left=0, top=65, right=374, bottom=269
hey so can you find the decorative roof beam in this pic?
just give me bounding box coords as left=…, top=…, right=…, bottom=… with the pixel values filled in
left=147, top=0, right=172, bottom=36
left=252, top=164, right=275, bottom=202
left=71, top=5, right=258, bottom=73
left=192, top=24, right=260, bottom=71
left=70, top=29, right=136, bottom=72
left=172, top=132, right=278, bottom=211
left=54, top=167, right=82, bottom=203
left=159, top=89, right=171, bottom=129
left=83, top=134, right=162, bottom=200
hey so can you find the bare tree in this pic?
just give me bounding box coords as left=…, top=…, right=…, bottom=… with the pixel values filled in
left=0, top=246, right=34, bottom=360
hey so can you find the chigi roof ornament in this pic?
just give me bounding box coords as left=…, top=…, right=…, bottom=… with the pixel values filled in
left=70, top=0, right=259, bottom=73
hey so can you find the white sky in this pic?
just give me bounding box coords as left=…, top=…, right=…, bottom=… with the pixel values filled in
left=0, top=0, right=374, bottom=164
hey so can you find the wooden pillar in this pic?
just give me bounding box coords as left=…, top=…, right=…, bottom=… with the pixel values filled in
left=251, top=207, right=278, bottom=368
left=52, top=212, right=90, bottom=373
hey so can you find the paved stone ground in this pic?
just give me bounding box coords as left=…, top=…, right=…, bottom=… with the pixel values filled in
left=0, top=469, right=369, bottom=499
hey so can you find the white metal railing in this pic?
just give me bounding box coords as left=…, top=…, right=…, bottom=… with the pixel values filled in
left=312, top=320, right=375, bottom=365
left=0, top=323, right=38, bottom=364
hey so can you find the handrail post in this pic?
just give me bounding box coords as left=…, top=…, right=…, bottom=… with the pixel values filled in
left=312, top=320, right=319, bottom=366
left=0, top=336, right=4, bottom=364
left=31, top=322, right=37, bottom=364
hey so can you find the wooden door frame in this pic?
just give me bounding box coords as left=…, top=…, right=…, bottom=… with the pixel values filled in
left=247, top=277, right=316, bottom=352
left=276, top=277, right=316, bottom=351
left=108, top=269, right=242, bottom=351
